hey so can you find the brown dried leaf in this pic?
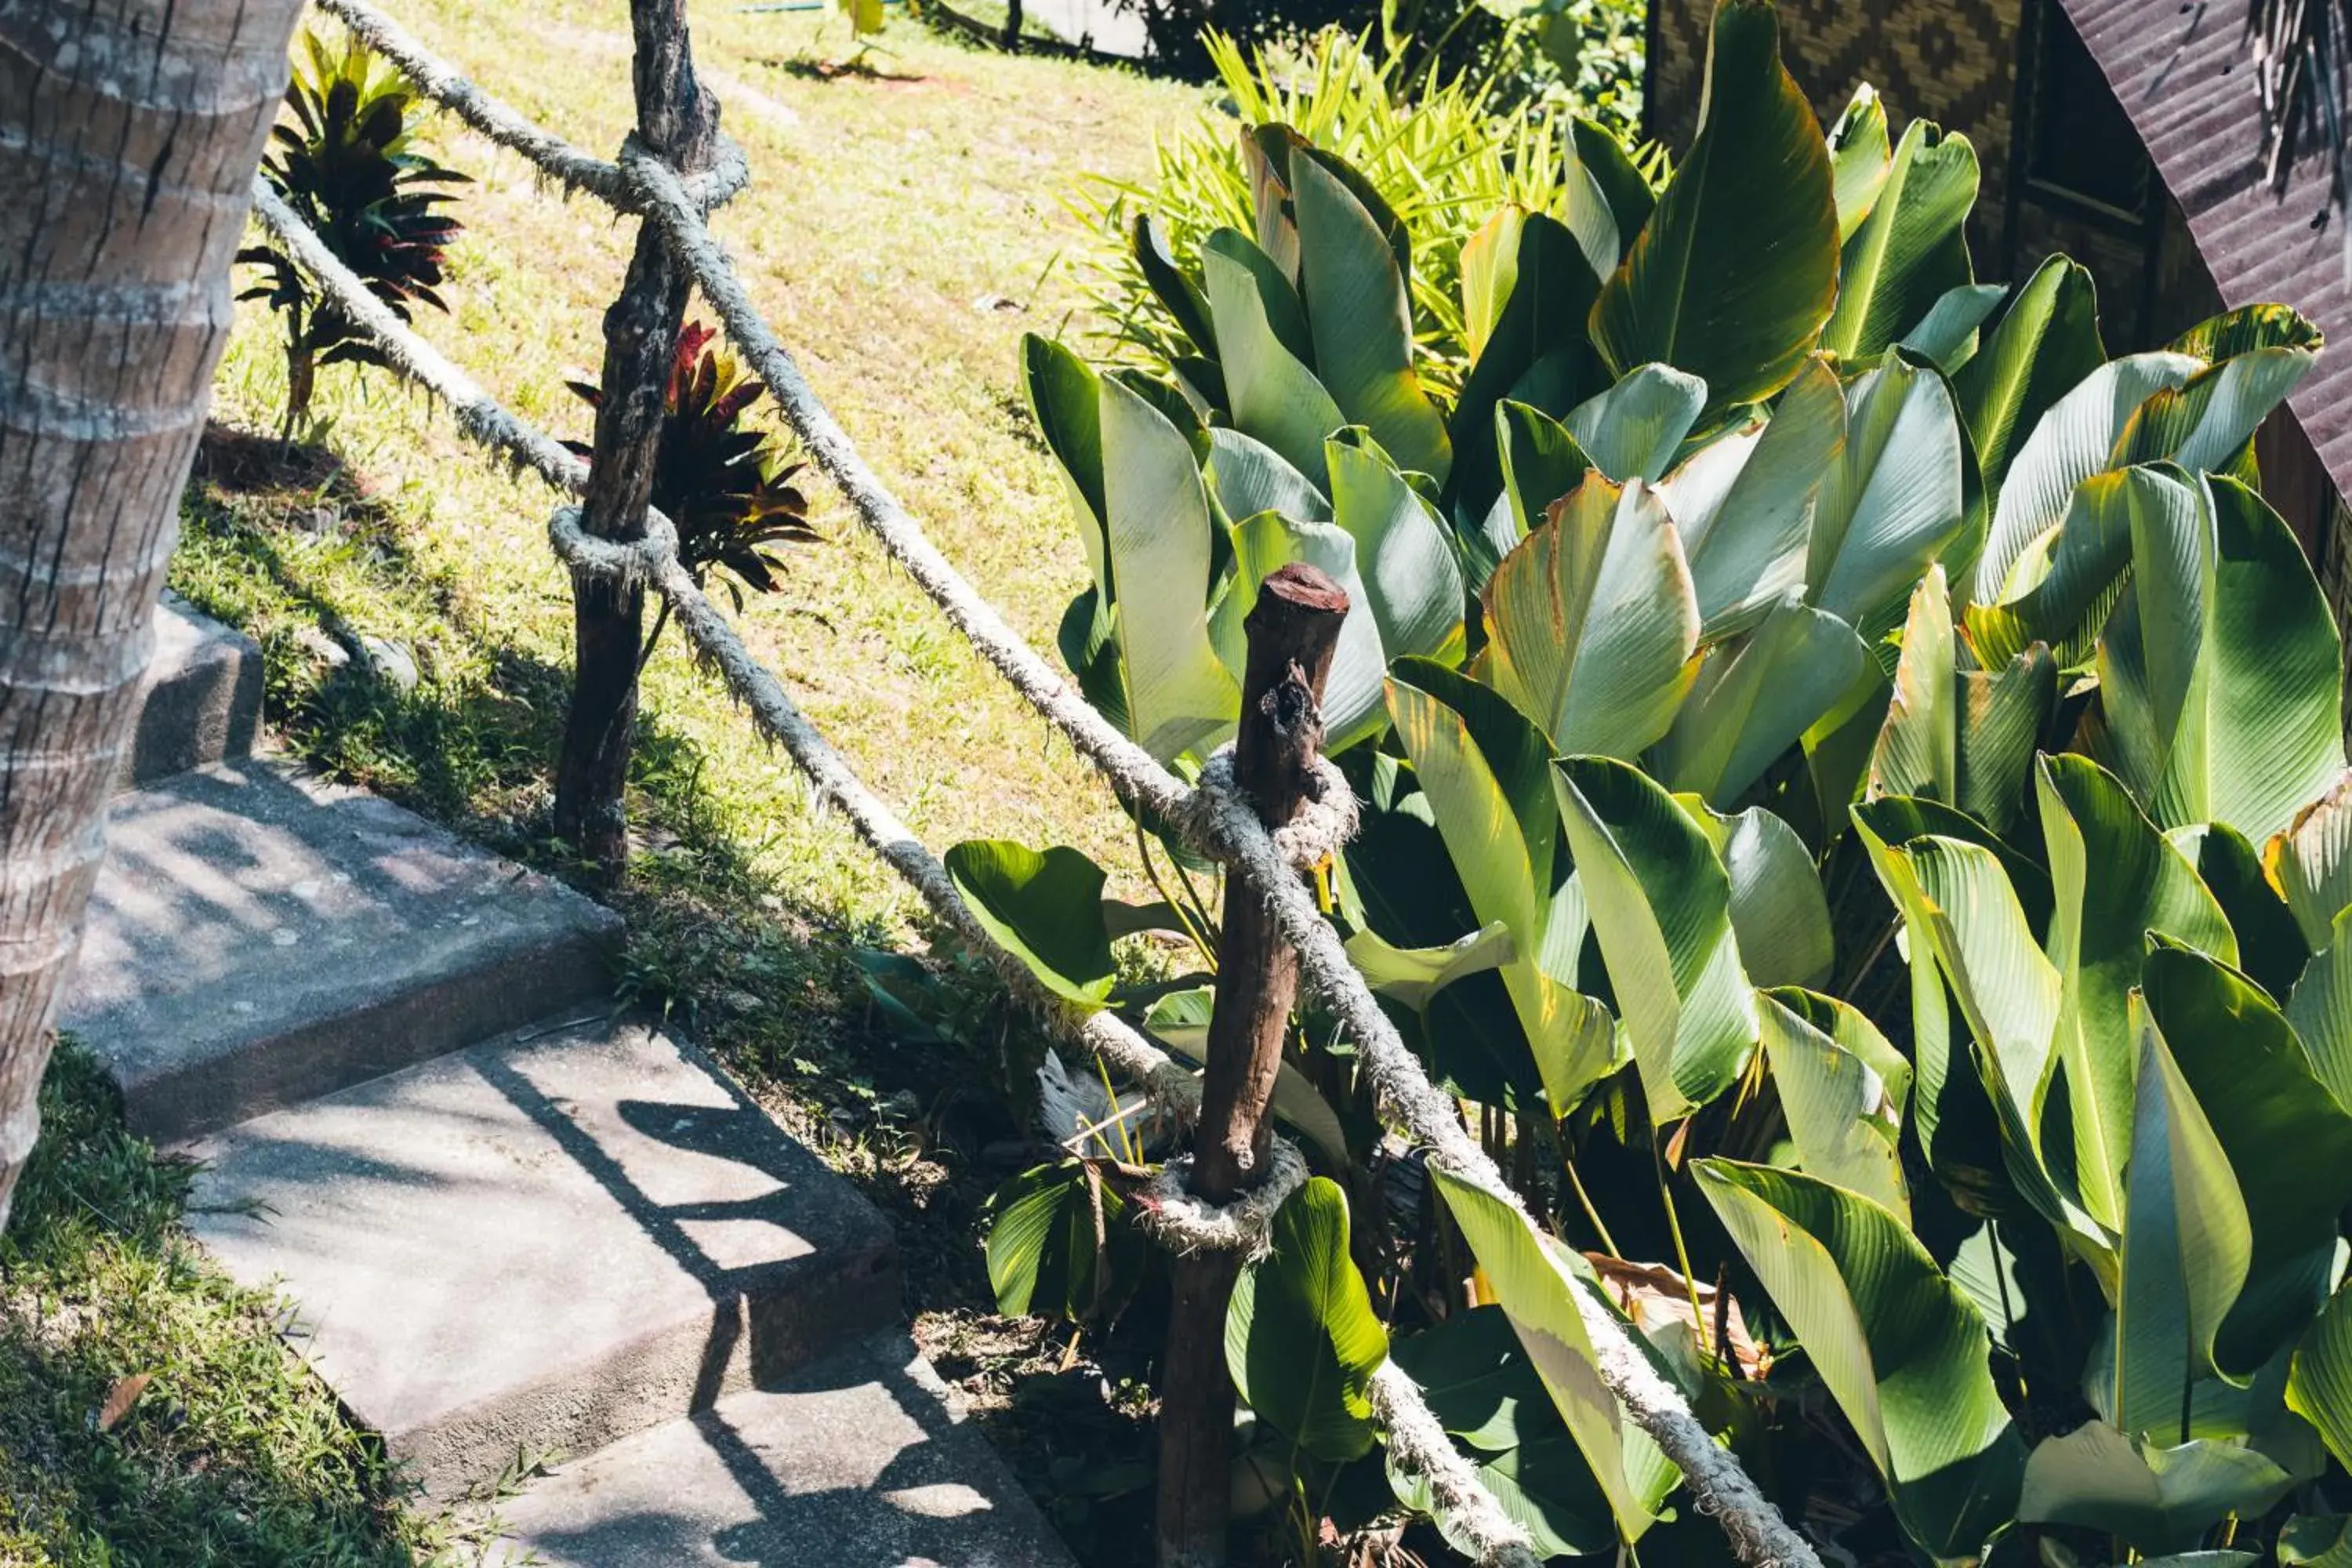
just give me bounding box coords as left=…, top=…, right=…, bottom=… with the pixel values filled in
left=1583, top=1254, right=1770, bottom=1380
left=98, top=1371, right=153, bottom=1432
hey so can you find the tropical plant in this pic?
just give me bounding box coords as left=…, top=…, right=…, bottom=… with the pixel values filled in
left=563, top=320, right=818, bottom=651
left=1067, top=24, right=1666, bottom=401
left=238, top=28, right=468, bottom=433
left=957, top=0, right=2352, bottom=1562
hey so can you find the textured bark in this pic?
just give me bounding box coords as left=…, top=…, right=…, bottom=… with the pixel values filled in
left=550, top=0, right=718, bottom=880
left=1156, top=562, right=1348, bottom=1568
left=0, top=0, right=310, bottom=1228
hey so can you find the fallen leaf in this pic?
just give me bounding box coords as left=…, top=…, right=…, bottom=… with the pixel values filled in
left=1584, top=1254, right=1769, bottom=1379
left=98, top=1372, right=153, bottom=1432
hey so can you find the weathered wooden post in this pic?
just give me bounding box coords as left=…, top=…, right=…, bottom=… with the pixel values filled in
left=551, top=0, right=719, bottom=881
left=1156, top=561, right=1348, bottom=1568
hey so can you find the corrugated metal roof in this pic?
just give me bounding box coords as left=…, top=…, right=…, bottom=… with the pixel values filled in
left=2060, top=0, right=2352, bottom=499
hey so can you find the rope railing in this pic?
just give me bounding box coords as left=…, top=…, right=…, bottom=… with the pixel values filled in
left=247, top=9, right=1825, bottom=1565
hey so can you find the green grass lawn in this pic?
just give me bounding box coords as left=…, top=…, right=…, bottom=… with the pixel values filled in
left=6, top=9, right=1207, bottom=1563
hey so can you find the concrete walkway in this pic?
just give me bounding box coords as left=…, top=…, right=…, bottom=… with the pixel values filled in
left=68, top=603, right=1073, bottom=1566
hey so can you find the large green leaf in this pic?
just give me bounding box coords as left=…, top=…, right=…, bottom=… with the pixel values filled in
left=1951, top=256, right=2104, bottom=503
left=1480, top=474, right=1699, bottom=760
left=985, top=1160, right=1143, bottom=1319
left=1968, top=463, right=2162, bottom=668
left=1973, top=350, right=2205, bottom=605
left=1693, top=1159, right=2024, bottom=1563
left=2281, top=1515, right=2352, bottom=1568
left=1451, top=212, right=1602, bottom=518
left=1871, top=566, right=1959, bottom=806
left=1025, top=334, right=1108, bottom=588
left=945, top=840, right=1116, bottom=1007
left=1682, top=798, right=1835, bottom=988
left=2268, top=771, right=2352, bottom=950
left=2037, top=753, right=2238, bottom=1231
left=2143, top=944, right=2352, bottom=1378
left=1386, top=1305, right=1613, bottom=1558
left=2112, top=996, right=2252, bottom=1442
left=1291, top=154, right=1450, bottom=482
left=1496, top=397, right=1597, bottom=542
left=1097, top=375, right=1240, bottom=762
left=1327, top=431, right=1465, bottom=666
left=2020, top=1423, right=2293, bottom=1558
left=1653, top=598, right=1873, bottom=808
left=1588, top=0, right=1838, bottom=418
left=2117, top=304, right=2323, bottom=473
left=1430, top=1167, right=1679, bottom=1537
left=2287, top=1282, right=2352, bottom=1475
left=1821, top=118, right=1979, bottom=363
left=1143, top=987, right=1352, bottom=1167
left=1206, top=427, right=1330, bottom=526
left=1565, top=364, right=1708, bottom=485
left=2286, top=906, right=2352, bottom=1113
left=1226, top=1177, right=1387, bottom=1462
left=1759, top=989, right=1910, bottom=1216
left=1554, top=756, right=1757, bottom=1120
left=1809, top=353, right=1966, bottom=625
left=2100, top=473, right=2346, bottom=844
left=1388, top=661, right=1617, bottom=1109
left=1668, top=354, right=1844, bottom=639
left=1344, top=920, right=1515, bottom=1016
left=1203, top=228, right=1345, bottom=486
left=1825, top=83, right=1893, bottom=244
left=1900, top=283, right=2009, bottom=373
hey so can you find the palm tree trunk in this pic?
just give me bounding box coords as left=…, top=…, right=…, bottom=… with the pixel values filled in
left=0, top=0, right=309, bottom=1228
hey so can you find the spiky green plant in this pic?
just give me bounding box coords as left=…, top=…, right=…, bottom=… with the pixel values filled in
left=238, top=29, right=468, bottom=433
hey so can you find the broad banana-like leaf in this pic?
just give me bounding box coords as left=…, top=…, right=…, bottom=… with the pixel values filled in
left=2286, top=905, right=2352, bottom=1113
left=1327, top=431, right=1465, bottom=664
left=1564, top=364, right=1708, bottom=484
left=1588, top=0, right=1838, bottom=418
left=1809, top=353, right=1966, bottom=625
left=2115, top=304, right=2323, bottom=473
left=2038, top=753, right=2238, bottom=1231
left=1206, top=427, right=1330, bottom=525
left=1388, top=660, right=1618, bottom=1109
left=2268, top=769, right=2352, bottom=950
left=1570, top=116, right=1655, bottom=262
left=2143, top=943, right=2352, bottom=1378
left=1653, top=597, right=1872, bottom=807
left=2020, top=1423, right=2295, bottom=1558
left=1292, top=154, right=1451, bottom=483
left=1497, top=397, right=1597, bottom=539
left=944, top=840, right=1117, bottom=1007
left=1900, top=283, right=2009, bottom=372
left=2112, top=995, right=2252, bottom=1439
left=2281, top=1515, right=2352, bottom=1568
left=1825, top=83, right=1893, bottom=244
left=1452, top=213, right=1601, bottom=518
left=1758, top=989, right=1910, bottom=1215
left=1025, top=333, right=1110, bottom=592
left=2100, top=472, right=2346, bottom=844
left=1344, top=920, right=1515, bottom=1014
left=1694, top=1159, right=2025, bottom=1563
left=1225, top=1178, right=1387, bottom=1462
left=1872, top=565, right=1960, bottom=804
left=1972, top=351, right=2200, bottom=605
left=1460, top=206, right=1524, bottom=361
left=1951, top=256, right=2104, bottom=498
left=1203, top=229, right=1345, bottom=487
left=1144, top=988, right=1352, bottom=1167
left=1233, top=510, right=1387, bottom=753
left=1821, top=118, right=1980, bottom=363
left=1132, top=212, right=1217, bottom=358
left=2288, top=1282, right=2352, bottom=1475
left=1682, top=797, right=1835, bottom=988
left=1480, top=474, right=1700, bottom=760
left=1667, top=355, right=1843, bottom=639
left=1554, top=756, right=1757, bottom=1120
left=1967, top=463, right=2161, bottom=668
left=1430, top=1166, right=1679, bottom=1538
left=985, top=1160, right=1144, bottom=1318
left=1098, top=376, right=1240, bottom=760
left=2171, top=819, right=2310, bottom=997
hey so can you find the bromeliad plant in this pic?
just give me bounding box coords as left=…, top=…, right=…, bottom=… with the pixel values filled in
left=937, top=0, right=2352, bottom=1562
left=238, top=28, right=469, bottom=434
left=563, top=320, right=818, bottom=654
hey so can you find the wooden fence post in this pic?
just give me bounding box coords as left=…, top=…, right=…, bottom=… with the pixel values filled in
left=1156, top=562, right=1348, bottom=1568
left=551, top=0, right=718, bottom=882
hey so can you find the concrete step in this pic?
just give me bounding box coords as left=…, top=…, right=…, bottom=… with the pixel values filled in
left=126, top=597, right=263, bottom=787
left=64, top=760, right=622, bottom=1142
left=488, top=1331, right=1076, bottom=1568
left=183, top=1017, right=901, bottom=1501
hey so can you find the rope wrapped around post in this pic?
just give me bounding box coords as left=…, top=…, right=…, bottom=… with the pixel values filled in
left=240, top=57, right=1824, bottom=1568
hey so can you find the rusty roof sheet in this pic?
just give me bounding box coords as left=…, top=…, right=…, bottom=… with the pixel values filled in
left=2059, top=0, right=2352, bottom=496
